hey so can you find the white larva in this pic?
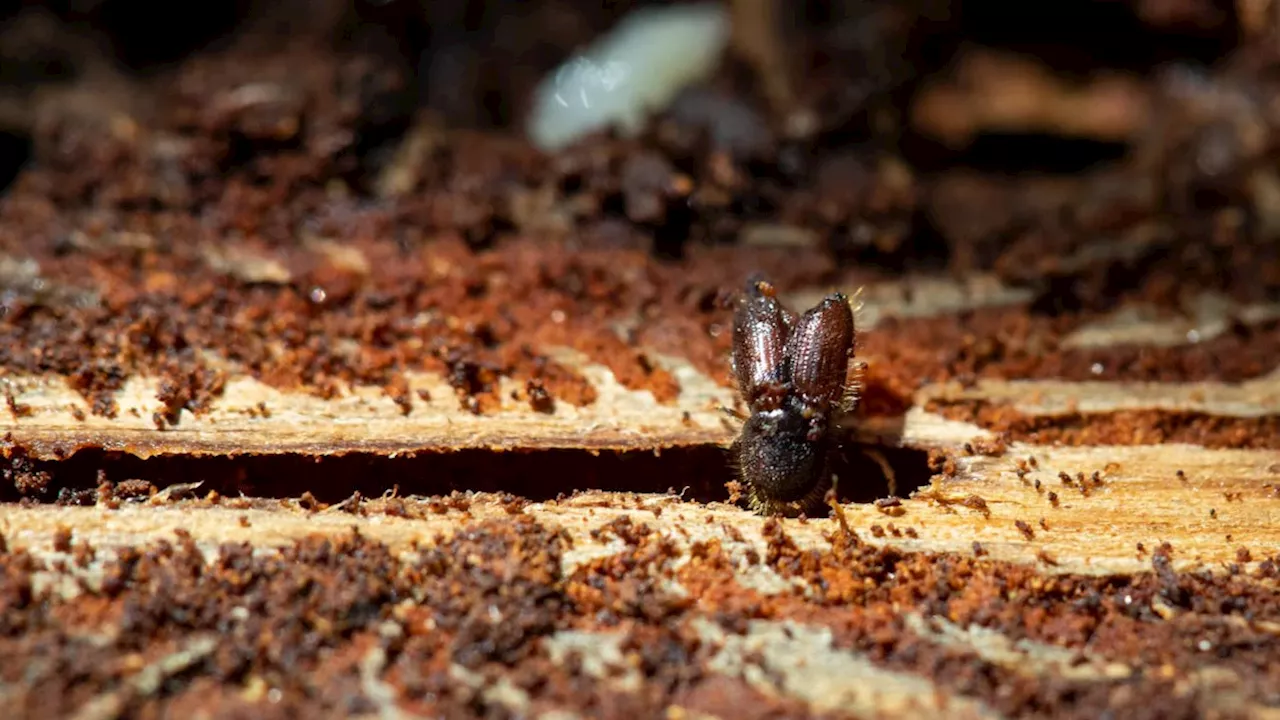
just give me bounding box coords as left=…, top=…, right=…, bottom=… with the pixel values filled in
left=525, top=2, right=731, bottom=152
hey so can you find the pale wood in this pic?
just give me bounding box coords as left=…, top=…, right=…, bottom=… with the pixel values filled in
left=4, top=274, right=1280, bottom=719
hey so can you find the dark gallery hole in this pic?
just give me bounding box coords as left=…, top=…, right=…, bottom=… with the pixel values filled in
left=10, top=447, right=735, bottom=506
left=955, top=0, right=1237, bottom=73
left=905, top=132, right=1131, bottom=176
left=951, top=133, right=1130, bottom=175
left=832, top=444, right=933, bottom=505
left=8, top=441, right=934, bottom=512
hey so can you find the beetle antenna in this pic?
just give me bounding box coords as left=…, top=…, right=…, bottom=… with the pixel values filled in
left=825, top=475, right=852, bottom=539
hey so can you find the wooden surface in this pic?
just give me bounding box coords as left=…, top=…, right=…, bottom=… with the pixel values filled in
left=4, top=2, right=1280, bottom=715
left=4, top=274, right=1279, bottom=718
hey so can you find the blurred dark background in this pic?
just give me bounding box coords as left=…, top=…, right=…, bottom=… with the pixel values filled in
left=1, top=0, right=1275, bottom=302
left=0, top=0, right=1247, bottom=185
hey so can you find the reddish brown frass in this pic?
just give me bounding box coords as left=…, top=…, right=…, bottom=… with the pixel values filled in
left=728, top=277, right=859, bottom=516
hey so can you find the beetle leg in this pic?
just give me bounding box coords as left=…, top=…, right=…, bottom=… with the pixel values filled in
left=862, top=447, right=897, bottom=499
left=825, top=474, right=853, bottom=539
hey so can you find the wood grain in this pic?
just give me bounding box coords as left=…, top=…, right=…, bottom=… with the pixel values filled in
left=4, top=275, right=1279, bottom=719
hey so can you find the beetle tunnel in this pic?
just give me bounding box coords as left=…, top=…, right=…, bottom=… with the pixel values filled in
left=2, top=442, right=935, bottom=514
